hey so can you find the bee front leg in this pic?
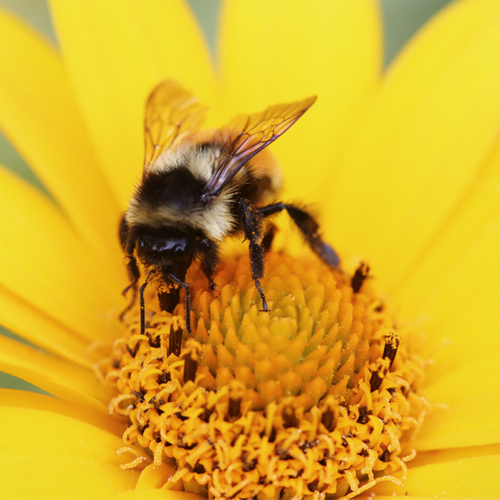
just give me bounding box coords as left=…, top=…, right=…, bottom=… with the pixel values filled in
left=239, top=199, right=268, bottom=312
left=119, top=254, right=140, bottom=322
left=139, top=271, right=154, bottom=336
left=200, top=238, right=220, bottom=292
left=119, top=214, right=141, bottom=321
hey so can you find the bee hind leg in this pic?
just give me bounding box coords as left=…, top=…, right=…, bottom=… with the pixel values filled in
left=239, top=199, right=269, bottom=312
left=258, top=202, right=340, bottom=268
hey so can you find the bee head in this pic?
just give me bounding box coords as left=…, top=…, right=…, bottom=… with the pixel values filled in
left=136, top=227, right=197, bottom=279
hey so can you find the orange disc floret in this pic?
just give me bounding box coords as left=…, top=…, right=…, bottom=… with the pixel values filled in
left=98, top=251, right=427, bottom=499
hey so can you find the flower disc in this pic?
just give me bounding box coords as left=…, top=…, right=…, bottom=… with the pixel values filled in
left=100, top=251, right=427, bottom=499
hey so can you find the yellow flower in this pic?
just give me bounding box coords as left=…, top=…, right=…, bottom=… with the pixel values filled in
left=0, top=0, right=500, bottom=498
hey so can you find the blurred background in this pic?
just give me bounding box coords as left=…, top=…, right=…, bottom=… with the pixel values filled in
left=0, top=0, right=453, bottom=392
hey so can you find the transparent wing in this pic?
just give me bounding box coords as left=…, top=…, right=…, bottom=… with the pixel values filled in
left=202, top=96, right=316, bottom=200
left=143, top=80, right=207, bottom=168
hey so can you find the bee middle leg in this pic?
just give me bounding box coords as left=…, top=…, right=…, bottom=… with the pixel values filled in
left=258, top=202, right=340, bottom=268
left=261, top=222, right=277, bottom=254
left=239, top=199, right=269, bottom=312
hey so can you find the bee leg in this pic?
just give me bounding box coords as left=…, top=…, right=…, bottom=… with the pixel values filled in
left=258, top=202, right=340, bottom=268
left=139, top=271, right=154, bottom=336
left=261, top=223, right=277, bottom=254
left=200, top=238, right=220, bottom=292
left=119, top=255, right=140, bottom=322
left=239, top=199, right=269, bottom=312
left=119, top=214, right=143, bottom=321
left=169, top=274, right=192, bottom=334
left=255, top=280, right=269, bottom=312
left=118, top=212, right=129, bottom=253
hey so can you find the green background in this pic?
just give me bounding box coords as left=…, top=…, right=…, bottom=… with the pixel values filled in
left=0, top=0, right=453, bottom=393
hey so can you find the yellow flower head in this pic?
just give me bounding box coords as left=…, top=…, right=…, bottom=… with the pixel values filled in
left=100, top=252, right=426, bottom=498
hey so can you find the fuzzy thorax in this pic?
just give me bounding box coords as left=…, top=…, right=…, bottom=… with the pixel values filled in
left=126, top=140, right=282, bottom=242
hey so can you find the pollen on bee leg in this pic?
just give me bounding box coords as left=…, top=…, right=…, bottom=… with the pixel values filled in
left=100, top=251, right=428, bottom=500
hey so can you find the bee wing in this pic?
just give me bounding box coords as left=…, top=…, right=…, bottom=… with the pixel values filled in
left=202, top=96, right=317, bottom=200
left=143, top=80, right=207, bottom=168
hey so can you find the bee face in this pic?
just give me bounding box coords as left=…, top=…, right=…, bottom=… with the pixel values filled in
left=135, top=226, right=197, bottom=279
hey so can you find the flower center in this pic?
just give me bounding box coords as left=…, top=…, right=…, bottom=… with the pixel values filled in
left=99, top=251, right=427, bottom=499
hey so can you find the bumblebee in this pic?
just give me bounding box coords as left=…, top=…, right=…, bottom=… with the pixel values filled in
left=120, top=80, right=340, bottom=334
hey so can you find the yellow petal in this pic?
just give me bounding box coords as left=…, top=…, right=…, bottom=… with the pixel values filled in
left=415, top=355, right=500, bottom=450
left=0, top=388, right=126, bottom=436
left=113, top=490, right=204, bottom=499
left=396, top=138, right=500, bottom=375
left=0, top=398, right=140, bottom=498
left=120, top=462, right=204, bottom=498
left=219, top=0, right=382, bottom=202
left=0, top=166, right=122, bottom=341
left=369, top=498, right=439, bottom=500
left=370, top=498, right=437, bottom=500
left=326, top=0, right=500, bottom=291
left=0, top=9, right=121, bottom=264
left=0, top=284, right=93, bottom=368
left=0, top=335, right=113, bottom=413
left=373, top=448, right=500, bottom=497
left=49, top=0, right=217, bottom=205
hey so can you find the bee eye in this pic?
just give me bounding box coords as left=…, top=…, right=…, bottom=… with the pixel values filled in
left=170, top=240, right=187, bottom=253
left=138, top=235, right=190, bottom=255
